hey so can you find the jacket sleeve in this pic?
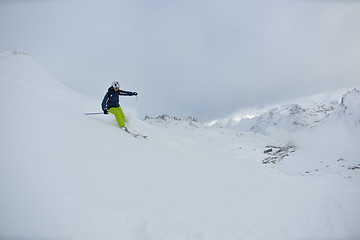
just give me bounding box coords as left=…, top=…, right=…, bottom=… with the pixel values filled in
left=118, top=90, right=135, bottom=96
left=101, top=92, right=109, bottom=110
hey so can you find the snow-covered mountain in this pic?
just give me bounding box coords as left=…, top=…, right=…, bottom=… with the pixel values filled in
left=338, top=88, right=360, bottom=126
left=1, top=50, right=360, bottom=240
left=210, top=88, right=360, bottom=133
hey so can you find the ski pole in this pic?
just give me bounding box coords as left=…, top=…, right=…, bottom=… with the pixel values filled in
left=84, top=112, right=104, bottom=115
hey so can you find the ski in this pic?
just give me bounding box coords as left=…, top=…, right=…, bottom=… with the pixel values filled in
left=123, top=127, right=148, bottom=139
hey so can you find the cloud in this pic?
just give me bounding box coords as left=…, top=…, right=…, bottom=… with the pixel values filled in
left=1, top=0, right=360, bottom=120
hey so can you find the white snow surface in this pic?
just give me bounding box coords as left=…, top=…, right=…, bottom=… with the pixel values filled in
left=0, top=50, right=360, bottom=240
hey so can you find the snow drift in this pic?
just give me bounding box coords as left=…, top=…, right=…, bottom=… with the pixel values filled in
left=1, top=50, right=360, bottom=240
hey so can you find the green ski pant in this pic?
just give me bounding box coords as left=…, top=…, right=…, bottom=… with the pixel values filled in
left=109, top=106, right=127, bottom=128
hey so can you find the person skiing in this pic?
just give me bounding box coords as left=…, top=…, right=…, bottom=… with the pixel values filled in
left=101, top=81, right=138, bottom=129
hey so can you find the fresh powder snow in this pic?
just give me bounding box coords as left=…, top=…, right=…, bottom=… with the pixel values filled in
left=0, top=50, right=359, bottom=240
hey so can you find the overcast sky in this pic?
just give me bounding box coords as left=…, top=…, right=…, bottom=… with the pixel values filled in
left=1, top=0, right=360, bottom=121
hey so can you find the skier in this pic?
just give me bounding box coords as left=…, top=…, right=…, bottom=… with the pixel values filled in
left=101, top=81, right=138, bottom=129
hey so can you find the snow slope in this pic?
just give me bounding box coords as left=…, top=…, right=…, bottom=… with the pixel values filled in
left=208, top=87, right=360, bottom=177
left=0, top=50, right=360, bottom=240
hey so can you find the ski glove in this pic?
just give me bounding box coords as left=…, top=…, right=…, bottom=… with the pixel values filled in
left=103, top=109, right=109, bottom=114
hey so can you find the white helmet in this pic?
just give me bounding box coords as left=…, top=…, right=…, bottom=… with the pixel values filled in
left=112, top=81, right=120, bottom=89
